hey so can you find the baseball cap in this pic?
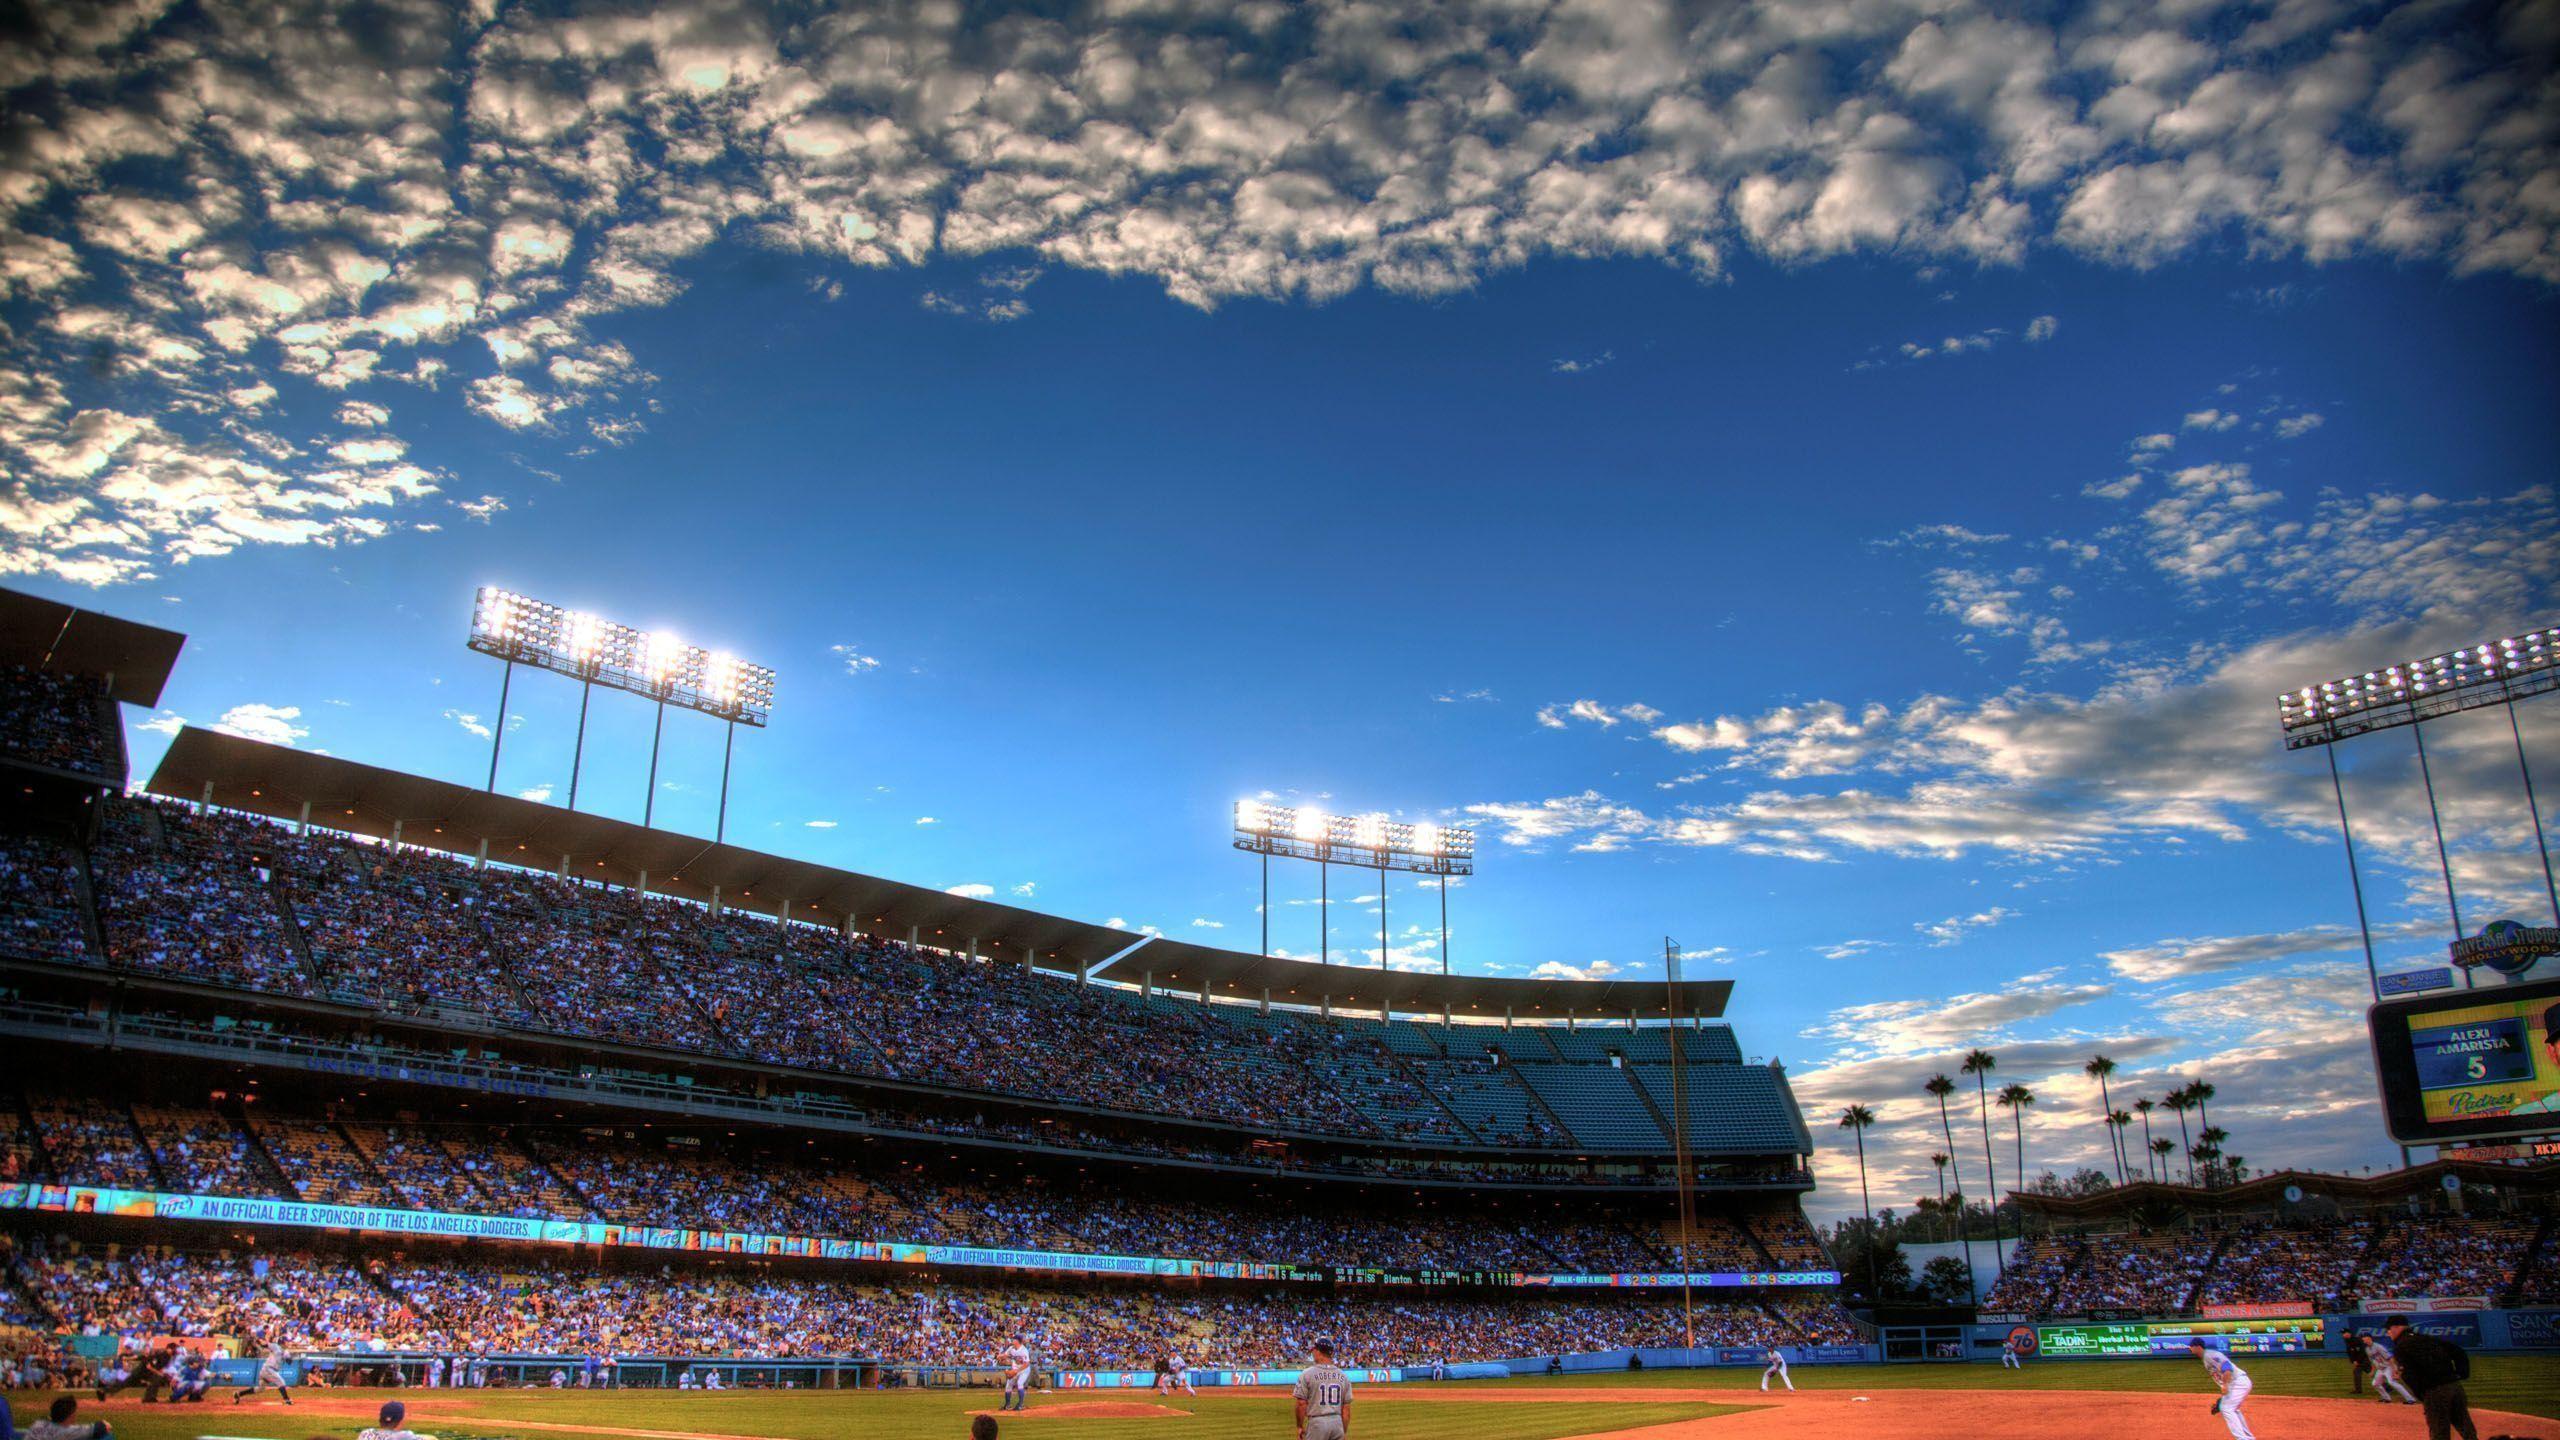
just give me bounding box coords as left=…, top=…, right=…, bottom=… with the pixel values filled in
left=381, top=1401, right=407, bottom=1426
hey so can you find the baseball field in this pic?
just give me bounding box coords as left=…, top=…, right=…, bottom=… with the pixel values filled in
left=30, top=1357, right=2560, bottom=1440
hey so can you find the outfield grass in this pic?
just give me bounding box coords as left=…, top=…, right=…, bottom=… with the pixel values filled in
left=1447, top=1354, right=2560, bottom=1418
left=12, top=1387, right=1748, bottom=1440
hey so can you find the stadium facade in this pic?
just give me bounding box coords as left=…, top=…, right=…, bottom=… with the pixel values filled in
left=1, top=588, right=1851, bottom=1386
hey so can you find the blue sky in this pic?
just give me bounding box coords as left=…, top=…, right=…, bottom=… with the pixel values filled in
left=5, top=0, right=2558, bottom=1220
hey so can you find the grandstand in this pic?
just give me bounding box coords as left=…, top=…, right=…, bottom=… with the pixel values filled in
left=1, top=586, right=1835, bottom=1379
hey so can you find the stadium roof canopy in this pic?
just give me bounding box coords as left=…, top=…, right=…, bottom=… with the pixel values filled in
left=0, top=585, right=185, bottom=706
left=1086, top=944, right=1728, bottom=1021
left=146, top=726, right=1729, bottom=1021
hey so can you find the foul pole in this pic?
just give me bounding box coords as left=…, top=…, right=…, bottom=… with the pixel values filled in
left=1665, top=936, right=1699, bottom=1353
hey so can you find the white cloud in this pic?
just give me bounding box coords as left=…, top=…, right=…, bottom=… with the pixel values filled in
left=6, top=0, right=2553, bottom=587
left=915, top=816, right=938, bottom=826
left=134, top=710, right=185, bottom=736
left=2182, top=408, right=2240, bottom=432
left=805, top=819, right=838, bottom=829
left=1189, top=917, right=1225, bottom=929
left=1435, top=687, right=1498, bottom=704
left=1010, top=881, right=1036, bottom=898
left=945, top=882, right=995, bottom=898
left=457, top=494, right=506, bottom=523
left=212, top=702, right=306, bottom=747
left=1529, top=959, right=1624, bottom=981
left=2024, top=314, right=2058, bottom=342
left=1551, top=350, right=1614, bottom=375
left=832, top=644, right=881, bottom=676
left=1916, top=906, right=2018, bottom=947
left=2275, top=412, right=2326, bottom=439
left=1819, top=939, right=1887, bottom=961
left=442, top=708, right=491, bottom=740
left=517, top=784, right=553, bottom=803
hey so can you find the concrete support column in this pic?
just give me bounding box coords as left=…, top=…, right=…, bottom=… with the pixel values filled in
left=1568, top=1008, right=1577, bottom=1031
left=1260, top=988, right=1271, bottom=1016
left=711, top=885, right=723, bottom=915
left=297, top=800, right=312, bottom=836
left=1321, top=994, right=1332, bottom=1019
left=1142, top=970, right=1153, bottom=999
left=474, top=838, right=488, bottom=871
left=1504, top=1006, right=1513, bottom=1030
left=200, top=779, right=214, bottom=809
left=637, top=871, right=649, bottom=897
left=908, top=925, right=920, bottom=949
left=559, top=852, right=571, bottom=879
left=968, top=936, right=979, bottom=964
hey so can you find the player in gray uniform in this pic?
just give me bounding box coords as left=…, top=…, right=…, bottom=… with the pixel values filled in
left=1292, top=1340, right=1350, bottom=1440
left=231, top=1343, right=293, bottom=1406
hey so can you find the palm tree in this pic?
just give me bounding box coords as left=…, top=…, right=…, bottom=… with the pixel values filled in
left=2084, top=1056, right=2124, bottom=1184
left=2133, top=1098, right=2159, bottom=1181
left=2108, top=1110, right=2134, bottom=1184
left=1961, top=1049, right=2002, bottom=1276
left=2165, top=1086, right=2196, bottom=1185
left=2190, top=1080, right=2216, bottom=1138
left=2196, top=1125, right=2230, bottom=1186
left=1925, top=1073, right=1976, bottom=1295
left=2225, top=1153, right=2246, bottom=1181
left=1929, top=1152, right=1951, bottom=1239
left=2150, top=1135, right=2175, bottom=1178
left=1839, top=1105, right=1878, bottom=1295
left=1997, top=1082, right=2036, bottom=1199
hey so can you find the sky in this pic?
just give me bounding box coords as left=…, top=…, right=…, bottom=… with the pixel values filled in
left=4, top=0, right=2559, bottom=1224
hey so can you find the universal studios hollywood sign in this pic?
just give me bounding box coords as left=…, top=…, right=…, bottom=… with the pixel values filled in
left=2450, top=919, right=2560, bottom=977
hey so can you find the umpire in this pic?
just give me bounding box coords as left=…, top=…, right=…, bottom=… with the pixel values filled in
left=2382, top=1316, right=2476, bottom=1440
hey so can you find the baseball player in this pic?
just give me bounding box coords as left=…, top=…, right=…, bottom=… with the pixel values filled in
left=170, top=1351, right=211, bottom=1403
left=231, top=1343, right=294, bottom=1406
left=1293, top=1341, right=1350, bottom=1440
left=2361, top=1331, right=2419, bottom=1404
left=2189, top=1340, right=2255, bottom=1440
left=999, top=1334, right=1033, bottom=1412
left=2002, top=1333, right=2025, bottom=1369
left=1759, top=1348, right=1792, bottom=1391
left=1168, top=1351, right=1195, bottom=1397
left=358, top=1400, right=435, bottom=1440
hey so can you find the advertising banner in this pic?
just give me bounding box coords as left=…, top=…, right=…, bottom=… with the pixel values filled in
left=2347, top=1314, right=2483, bottom=1346
left=2359, top=1296, right=2490, bottom=1314
left=2201, top=1302, right=2315, bottom=1320
left=2504, top=1310, right=2560, bottom=1348
left=0, top=1184, right=1834, bottom=1292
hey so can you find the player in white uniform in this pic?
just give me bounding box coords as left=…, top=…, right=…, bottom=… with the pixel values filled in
left=1293, top=1341, right=1350, bottom=1440
left=999, top=1335, right=1033, bottom=1412
left=2001, top=1333, right=2025, bottom=1369
left=1168, top=1352, right=1195, bottom=1397
left=1759, top=1348, right=1792, bottom=1391
left=232, top=1344, right=294, bottom=1406
left=2189, top=1340, right=2256, bottom=1440
left=2361, top=1332, right=2419, bottom=1404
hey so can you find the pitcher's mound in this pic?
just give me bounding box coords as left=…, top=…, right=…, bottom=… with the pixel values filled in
left=967, top=1402, right=1191, bottom=1419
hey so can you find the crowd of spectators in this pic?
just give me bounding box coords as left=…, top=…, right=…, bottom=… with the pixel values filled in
left=0, top=666, right=114, bottom=780
left=90, top=804, right=311, bottom=995
left=2351, top=1215, right=2537, bottom=1300
left=0, top=833, right=87, bottom=962
left=2195, top=1219, right=2378, bottom=1307
left=1986, top=1211, right=2550, bottom=1315
left=5, top=1237, right=1852, bottom=1365
left=13, top=1091, right=1801, bottom=1278
left=48, top=797, right=1794, bottom=1160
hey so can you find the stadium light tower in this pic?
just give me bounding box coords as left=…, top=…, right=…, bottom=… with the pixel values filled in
left=468, top=587, right=777, bottom=841
left=1233, top=800, right=1474, bottom=977
left=2278, top=625, right=2558, bottom=997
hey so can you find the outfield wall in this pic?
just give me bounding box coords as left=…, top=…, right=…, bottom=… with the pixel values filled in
left=1955, top=1308, right=2560, bottom=1360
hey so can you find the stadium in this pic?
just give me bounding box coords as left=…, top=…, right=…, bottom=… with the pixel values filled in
left=6, top=585, right=2560, bottom=1440
left=7, top=0, right=2560, bottom=1429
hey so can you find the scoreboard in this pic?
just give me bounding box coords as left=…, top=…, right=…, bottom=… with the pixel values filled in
left=2037, top=1317, right=2324, bottom=1358
left=2369, top=974, right=2560, bottom=1144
